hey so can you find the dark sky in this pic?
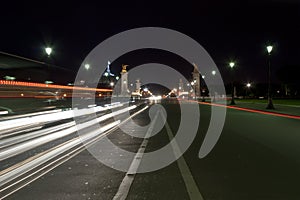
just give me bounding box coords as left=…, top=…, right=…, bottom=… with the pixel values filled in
left=1, top=0, right=300, bottom=84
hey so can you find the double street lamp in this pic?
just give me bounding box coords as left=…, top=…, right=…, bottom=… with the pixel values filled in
left=266, top=45, right=275, bottom=109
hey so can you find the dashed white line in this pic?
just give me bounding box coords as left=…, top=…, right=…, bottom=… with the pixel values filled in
left=113, top=111, right=159, bottom=200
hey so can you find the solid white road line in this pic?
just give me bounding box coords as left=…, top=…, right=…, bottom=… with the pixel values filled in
left=161, top=112, right=204, bottom=200
left=113, top=110, right=159, bottom=200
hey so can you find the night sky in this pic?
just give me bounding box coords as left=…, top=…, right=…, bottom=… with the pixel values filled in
left=1, top=0, right=300, bottom=85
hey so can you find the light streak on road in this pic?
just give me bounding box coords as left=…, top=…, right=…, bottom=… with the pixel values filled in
left=0, top=80, right=112, bottom=92
left=0, top=120, right=121, bottom=188
left=0, top=103, right=123, bottom=136
left=0, top=105, right=137, bottom=161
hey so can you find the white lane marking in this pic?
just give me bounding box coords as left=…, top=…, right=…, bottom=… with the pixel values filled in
left=160, top=112, right=204, bottom=200
left=113, top=111, right=159, bottom=200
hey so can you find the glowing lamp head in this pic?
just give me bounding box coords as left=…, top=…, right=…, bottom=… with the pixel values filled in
left=45, top=47, right=52, bottom=56
left=267, top=45, right=273, bottom=54
left=229, top=62, right=235, bottom=68
left=246, top=83, right=251, bottom=88
left=84, top=64, right=90, bottom=70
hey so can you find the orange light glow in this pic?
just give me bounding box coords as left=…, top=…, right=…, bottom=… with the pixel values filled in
left=0, top=80, right=112, bottom=92
left=186, top=100, right=300, bottom=120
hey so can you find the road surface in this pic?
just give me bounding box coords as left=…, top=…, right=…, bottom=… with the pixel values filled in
left=2, top=100, right=300, bottom=200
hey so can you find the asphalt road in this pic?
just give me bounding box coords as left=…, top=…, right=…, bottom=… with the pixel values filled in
left=6, top=101, right=300, bottom=200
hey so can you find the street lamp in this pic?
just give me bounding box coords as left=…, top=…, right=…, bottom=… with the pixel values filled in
left=84, top=64, right=90, bottom=70
left=229, top=61, right=236, bottom=105
left=266, top=45, right=275, bottom=109
left=45, top=47, right=52, bottom=57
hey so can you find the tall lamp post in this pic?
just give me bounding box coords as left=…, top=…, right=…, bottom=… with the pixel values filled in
left=266, top=45, right=275, bottom=109
left=211, top=70, right=216, bottom=102
left=201, top=75, right=205, bottom=102
left=246, top=83, right=251, bottom=97
left=229, top=62, right=236, bottom=105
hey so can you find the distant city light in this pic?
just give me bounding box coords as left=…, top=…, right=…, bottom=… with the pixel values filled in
left=104, top=72, right=109, bottom=77
left=202, top=75, right=205, bottom=79
left=143, top=88, right=149, bottom=92
left=45, top=81, right=53, bottom=84
left=116, top=76, right=119, bottom=80
left=229, top=62, right=235, bottom=68
left=246, top=83, right=251, bottom=88
left=212, top=70, right=216, bottom=75
left=4, top=76, right=16, bottom=81
left=110, top=82, right=114, bottom=87
left=45, top=47, right=52, bottom=56
left=149, top=95, right=162, bottom=101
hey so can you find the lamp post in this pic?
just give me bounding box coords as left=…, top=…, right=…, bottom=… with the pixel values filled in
left=229, top=62, right=236, bottom=105
left=246, top=83, right=251, bottom=97
left=211, top=70, right=216, bottom=102
left=266, top=45, right=275, bottom=109
left=201, top=75, right=205, bottom=102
